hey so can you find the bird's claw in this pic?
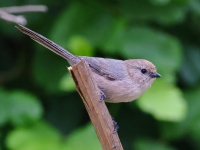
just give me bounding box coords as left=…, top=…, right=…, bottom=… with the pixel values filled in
left=99, top=88, right=106, bottom=101
left=112, top=117, right=119, bottom=133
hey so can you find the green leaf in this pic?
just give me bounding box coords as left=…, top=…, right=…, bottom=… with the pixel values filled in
left=50, top=2, right=115, bottom=51
left=136, top=79, right=187, bottom=122
left=0, top=89, right=43, bottom=126
left=183, top=88, right=200, bottom=140
left=133, top=138, right=176, bottom=150
left=6, top=122, right=62, bottom=150
left=189, top=0, right=200, bottom=16
left=160, top=87, right=200, bottom=140
left=63, top=124, right=101, bottom=150
left=59, top=73, right=76, bottom=92
left=101, top=18, right=127, bottom=54
left=32, top=48, right=68, bottom=93
left=149, top=0, right=171, bottom=5
left=0, top=89, right=10, bottom=126
left=120, top=0, right=186, bottom=25
left=9, top=91, right=43, bottom=126
left=179, top=46, right=200, bottom=86
left=68, top=35, right=94, bottom=56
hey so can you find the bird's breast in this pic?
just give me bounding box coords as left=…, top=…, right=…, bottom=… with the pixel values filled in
left=92, top=73, right=143, bottom=103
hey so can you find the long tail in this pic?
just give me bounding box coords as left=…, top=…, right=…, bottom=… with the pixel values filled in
left=16, top=24, right=80, bottom=65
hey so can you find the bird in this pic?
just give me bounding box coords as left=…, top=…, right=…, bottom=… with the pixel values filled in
left=16, top=24, right=161, bottom=103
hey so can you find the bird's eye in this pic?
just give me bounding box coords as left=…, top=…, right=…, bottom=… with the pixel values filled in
left=141, top=69, right=147, bottom=74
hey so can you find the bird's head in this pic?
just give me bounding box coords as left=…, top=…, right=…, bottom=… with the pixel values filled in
left=125, top=59, right=161, bottom=90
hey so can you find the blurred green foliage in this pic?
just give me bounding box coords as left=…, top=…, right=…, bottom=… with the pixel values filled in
left=1, top=0, right=200, bottom=149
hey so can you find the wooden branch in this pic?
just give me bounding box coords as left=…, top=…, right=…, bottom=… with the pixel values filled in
left=0, top=5, right=48, bottom=13
left=68, top=60, right=123, bottom=150
left=0, top=5, right=48, bottom=25
left=0, top=10, right=26, bottom=24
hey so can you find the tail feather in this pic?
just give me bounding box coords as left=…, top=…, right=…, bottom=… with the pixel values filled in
left=16, top=24, right=80, bottom=65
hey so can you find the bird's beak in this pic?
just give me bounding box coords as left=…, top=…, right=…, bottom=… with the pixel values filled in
left=150, top=72, right=161, bottom=78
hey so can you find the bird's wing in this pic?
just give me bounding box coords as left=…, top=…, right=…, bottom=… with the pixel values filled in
left=80, top=56, right=127, bottom=81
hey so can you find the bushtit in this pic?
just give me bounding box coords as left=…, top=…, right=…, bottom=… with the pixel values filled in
left=16, top=25, right=161, bottom=103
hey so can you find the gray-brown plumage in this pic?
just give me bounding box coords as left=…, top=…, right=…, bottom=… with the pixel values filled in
left=16, top=25, right=161, bottom=103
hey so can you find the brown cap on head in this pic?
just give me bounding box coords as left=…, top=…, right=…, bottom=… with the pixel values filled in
left=125, top=59, right=161, bottom=78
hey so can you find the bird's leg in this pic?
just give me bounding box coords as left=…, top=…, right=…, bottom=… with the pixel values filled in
left=98, top=87, right=106, bottom=101
left=112, top=116, right=119, bottom=133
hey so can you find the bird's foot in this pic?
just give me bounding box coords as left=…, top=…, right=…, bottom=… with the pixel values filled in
left=112, top=116, right=119, bottom=133
left=98, top=88, right=106, bottom=101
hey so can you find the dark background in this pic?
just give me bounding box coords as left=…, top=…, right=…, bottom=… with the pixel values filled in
left=1, top=0, right=200, bottom=150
